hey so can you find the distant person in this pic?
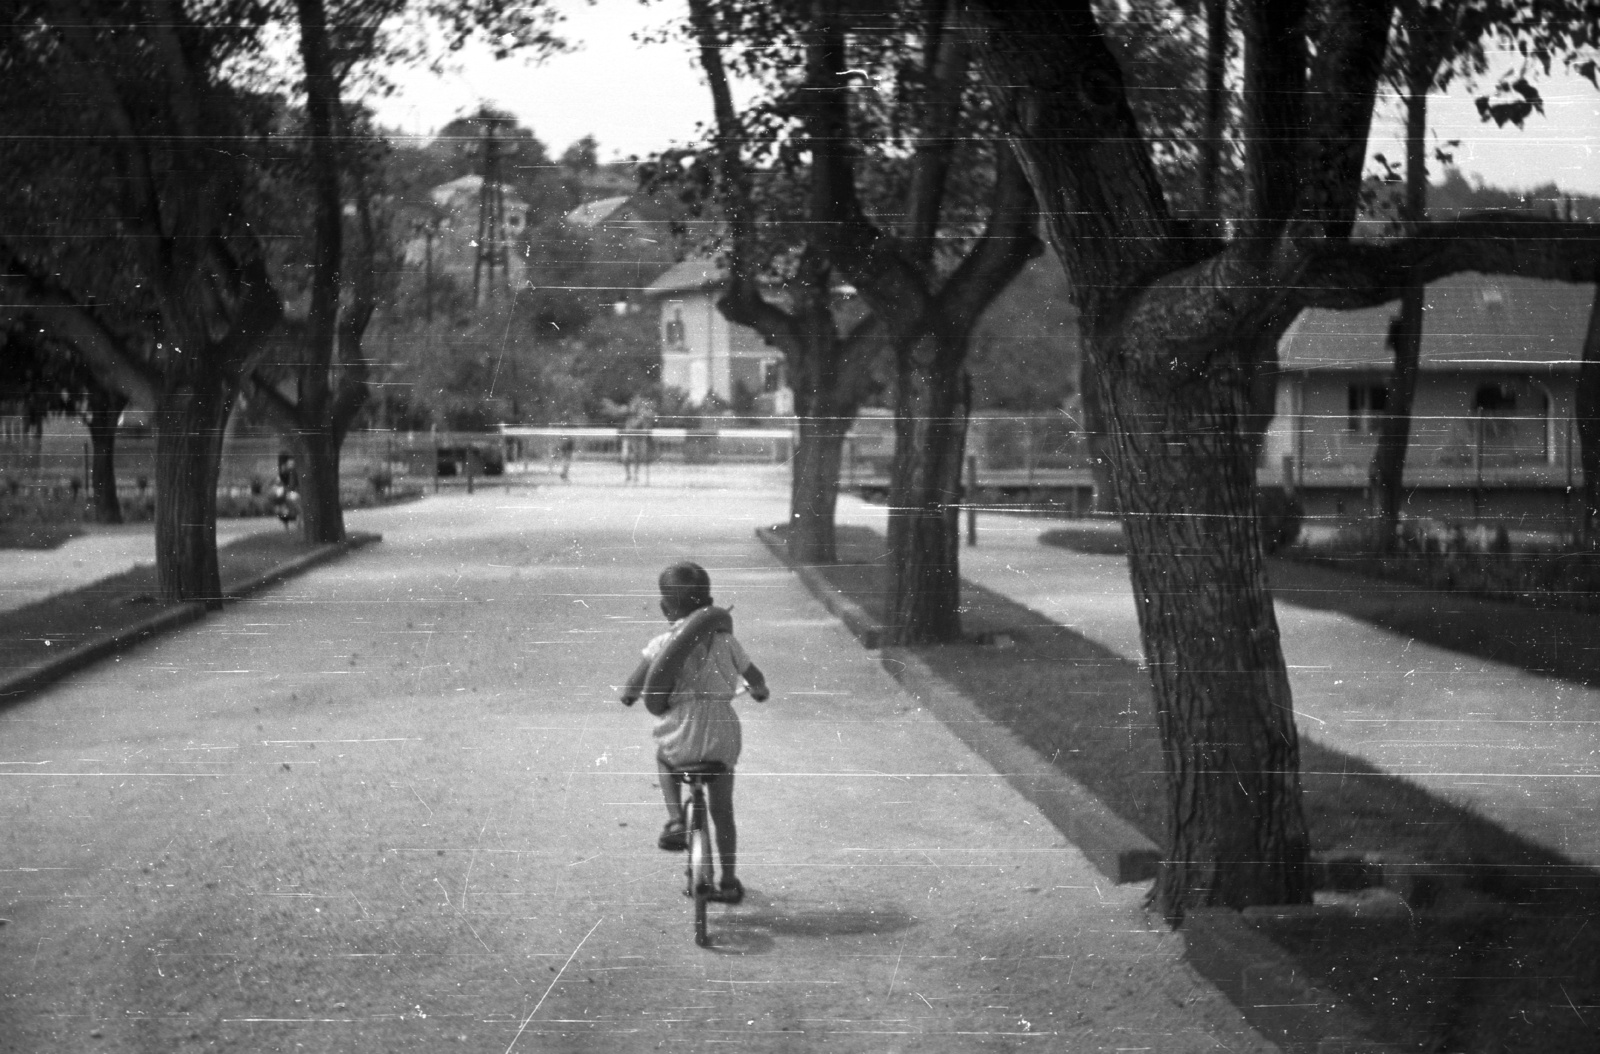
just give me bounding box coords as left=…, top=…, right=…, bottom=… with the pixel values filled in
left=558, top=434, right=576, bottom=482
left=620, top=561, right=769, bottom=904
left=620, top=397, right=656, bottom=483
left=273, top=453, right=299, bottom=528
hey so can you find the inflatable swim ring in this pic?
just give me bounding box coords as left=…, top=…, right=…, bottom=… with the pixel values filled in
left=640, top=605, right=733, bottom=715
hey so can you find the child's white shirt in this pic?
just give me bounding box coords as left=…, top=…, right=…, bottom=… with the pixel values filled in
left=642, top=618, right=750, bottom=767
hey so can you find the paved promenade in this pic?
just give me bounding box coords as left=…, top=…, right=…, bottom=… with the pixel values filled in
left=837, top=500, right=1600, bottom=869
left=0, top=481, right=1278, bottom=1053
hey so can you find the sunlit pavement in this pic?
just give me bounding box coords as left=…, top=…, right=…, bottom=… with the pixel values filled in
left=835, top=500, right=1600, bottom=869
left=0, top=476, right=1277, bottom=1053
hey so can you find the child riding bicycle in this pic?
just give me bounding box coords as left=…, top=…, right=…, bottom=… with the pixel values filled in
left=621, top=561, right=769, bottom=904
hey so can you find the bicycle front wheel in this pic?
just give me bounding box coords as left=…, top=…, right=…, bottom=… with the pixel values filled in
left=689, top=819, right=713, bottom=947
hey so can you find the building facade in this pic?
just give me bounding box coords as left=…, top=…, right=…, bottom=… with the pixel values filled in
left=1262, top=273, right=1596, bottom=525
left=642, top=258, right=792, bottom=412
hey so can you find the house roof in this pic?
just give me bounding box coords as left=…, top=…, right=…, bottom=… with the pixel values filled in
left=642, top=257, right=729, bottom=297
left=1279, top=273, right=1596, bottom=371
left=564, top=196, right=633, bottom=227
left=429, top=174, right=529, bottom=211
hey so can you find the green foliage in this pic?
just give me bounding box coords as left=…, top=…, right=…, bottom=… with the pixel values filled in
left=967, top=256, right=1080, bottom=412
left=1429, top=166, right=1600, bottom=218
left=1304, top=518, right=1600, bottom=615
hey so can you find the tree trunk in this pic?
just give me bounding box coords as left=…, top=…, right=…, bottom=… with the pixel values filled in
left=1367, top=52, right=1431, bottom=551
left=1578, top=280, right=1600, bottom=546
left=1370, top=289, right=1424, bottom=545
left=1241, top=325, right=1285, bottom=465
left=152, top=378, right=233, bottom=605
left=1079, top=356, right=1118, bottom=513
left=1097, top=333, right=1311, bottom=919
left=884, top=332, right=969, bottom=644
left=788, top=391, right=847, bottom=565
left=289, top=423, right=345, bottom=544
left=85, top=391, right=125, bottom=524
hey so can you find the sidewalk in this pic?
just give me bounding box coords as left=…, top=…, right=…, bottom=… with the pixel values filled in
left=836, top=499, right=1600, bottom=869
left=0, top=486, right=1287, bottom=1053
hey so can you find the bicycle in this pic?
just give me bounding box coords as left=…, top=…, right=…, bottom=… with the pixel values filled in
left=674, top=760, right=728, bottom=947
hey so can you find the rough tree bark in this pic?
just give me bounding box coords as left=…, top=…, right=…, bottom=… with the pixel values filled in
left=1368, top=8, right=1443, bottom=550
left=1578, top=279, right=1600, bottom=545
left=803, top=0, right=1040, bottom=642
left=962, top=0, right=1381, bottom=917
left=879, top=155, right=1040, bottom=644
left=248, top=0, right=373, bottom=544
left=964, top=0, right=1600, bottom=917
left=685, top=0, right=882, bottom=565
left=84, top=390, right=126, bottom=524
left=292, top=0, right=347, bottom=543
left=44, top=2, right=282, bottom=603
left=885, top=338, right=970, bottom=642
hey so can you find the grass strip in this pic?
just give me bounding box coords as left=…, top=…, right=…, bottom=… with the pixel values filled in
left=0, top=529, right=323, bottom=677
left=809, top=522, right=1600, bottom=1053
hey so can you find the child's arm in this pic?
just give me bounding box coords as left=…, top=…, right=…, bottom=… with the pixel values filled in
left=742, top=662, right=770, bottom=702
left=620, top=658, right=650, bottom=706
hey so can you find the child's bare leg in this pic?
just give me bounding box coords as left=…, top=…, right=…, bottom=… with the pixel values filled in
left=656, top=757, right=683, bottom=826
left=707, top=772, right=737, bottom=884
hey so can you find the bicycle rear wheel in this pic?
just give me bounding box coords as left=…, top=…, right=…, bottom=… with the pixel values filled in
left=688, top=807, right=713, bottom=947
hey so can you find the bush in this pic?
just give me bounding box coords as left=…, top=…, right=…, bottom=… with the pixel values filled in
left=0, top=489, right=86, bottom=549
left=1298, top=518, right=1600, bottom=615
left=1256, top=488, right=1304, bottom=554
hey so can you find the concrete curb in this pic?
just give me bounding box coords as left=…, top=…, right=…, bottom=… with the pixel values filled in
left=0, top=531, right=381, bottom=705
left=883, top=646, right=1162, bottom=883
left=755, top=525, right=1403, bottom=1053
left=755, top=525, right=1160, bottom=884
left=756, top=528, right=882, bottom=650
left=224, top=530, right=382, bottom=600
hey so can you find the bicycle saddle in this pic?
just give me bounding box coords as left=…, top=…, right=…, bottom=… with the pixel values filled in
left=675, top=761, right=728, bottom=777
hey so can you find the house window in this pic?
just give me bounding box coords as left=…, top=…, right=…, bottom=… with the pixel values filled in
left=1474, top=381, right=1550, bottom=465
left=1473, top=383, right=1516, bottom=413
left=665, top=306, right=686, bottom=346
left=761, top=358, right=786, bottom=393
left=1347, top=384, right=1388, bottom=433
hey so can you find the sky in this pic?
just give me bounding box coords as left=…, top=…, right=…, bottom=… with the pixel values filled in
left=372, top=0, right=1600, bottom=197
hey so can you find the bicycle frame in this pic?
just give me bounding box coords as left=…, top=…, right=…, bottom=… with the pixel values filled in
left=675, top=764, right=724, bottom=948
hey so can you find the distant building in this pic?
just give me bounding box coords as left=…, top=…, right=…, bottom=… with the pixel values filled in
left=641, top=257, right=793, bottom=413
left=1263, top=272, right=1597, bottom=524
left=557, top=191, right=685, bottom=311
left=404, top=175, right=531, bottom=299
left=563, top=196, right=633, bottom=228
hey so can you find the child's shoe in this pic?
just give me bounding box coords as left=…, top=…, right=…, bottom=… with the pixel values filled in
left=708, top=877, right=743, bottom=904
left=657, top=820, right=687, bottom=852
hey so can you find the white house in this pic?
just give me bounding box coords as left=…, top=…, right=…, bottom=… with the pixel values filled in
left=1263, top=272, right=1597, bottom=525
left=642, top=258, right=793, bottom=412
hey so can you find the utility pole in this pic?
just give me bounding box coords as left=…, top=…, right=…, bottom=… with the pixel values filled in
left=472, top=113, right=506, bottom=308
left=421, top=220, right=435, bottom=324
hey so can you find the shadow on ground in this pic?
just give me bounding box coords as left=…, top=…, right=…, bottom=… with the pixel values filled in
left=822, top=522, right=1600, bottom=1052
left=704, top=897, right=919, bottom=955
